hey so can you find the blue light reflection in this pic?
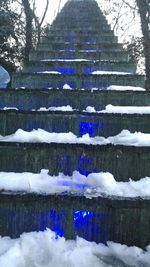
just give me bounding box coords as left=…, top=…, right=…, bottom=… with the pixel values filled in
left=74, top=211, right=109, bottom=243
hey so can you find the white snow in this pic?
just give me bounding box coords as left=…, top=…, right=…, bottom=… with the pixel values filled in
left=1, top=107, right=18, bottom=111
left=40, top=59, right=91, bottom=62
left=37, top=105, right=74, bottom=112
left=1, top=129, right=150, bottom=147
left=0, top=229, right=150, bottom=267
left=91, top=71, right=131, bottom=75
left=0, top=129, right=108, bottom=145
left=1, top=169, right=150, bottom=198
left=36, top=71, right=61, bottom=74
left=85, top=106, right=96, bottom=113
left=101, top=105, right=150, bottom=114
left=63, top=83, right=73, bottom=89
left=2, top=105, right=150, bottom=115
left=107, top=85, right=146, bottom=91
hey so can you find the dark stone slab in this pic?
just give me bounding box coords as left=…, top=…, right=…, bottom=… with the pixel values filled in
left=0, top=110, right=150, bottom=137
left=12, top=73, right=145, bottom=89
left=0, top=193, right=149, bottom=248
left=0, top=89, right=149, bottom=110
left=29, top=50, right=128, bottom=61
left=0, top=142, right=150, bottom=181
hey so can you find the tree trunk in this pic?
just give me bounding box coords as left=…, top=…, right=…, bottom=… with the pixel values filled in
left=22, top=0, right=33, bottom=62
left=136, top=0, right=150, bottom=89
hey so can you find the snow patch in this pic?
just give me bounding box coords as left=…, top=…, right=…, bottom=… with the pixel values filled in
left=40, top=59, right=91, bottom=62
left=107, top=85, right=146, bottom=91
left=91, top=71, right=132, bottom=75
left=1, top=129, right=150, bottom=147
left=0, top=229, right=149, bottom=267
left=38, top=106, right=74, bottom=112
left=101, top=105, right=150, bottom=114
left=1, top=170, right=150, bottom=198
left=36, top=71, right=61, bottom=74
left=85, top=106, right=96, bottom=113
left=63, top=83, right=72, bottom=90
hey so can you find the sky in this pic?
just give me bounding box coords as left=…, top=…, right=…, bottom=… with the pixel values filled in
left=36, top=0, right=68, bottom=25
left=36, top=0, right=140, bottom=38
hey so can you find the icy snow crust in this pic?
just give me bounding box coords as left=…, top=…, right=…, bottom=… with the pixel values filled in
left=0, top=229, right=150, bottom=267
left=91, top=71, right=132, bottom=75
left=107, top=85, right=146, bottom=91
left=1, top=129, right=150, bottom=147
left=86, top=105, right=150, bottom=114
left=14, top=85, right=146, bottom=91
left=2, top=105, right=150, bottom=114
left=1, top=169, right=150, bottom=198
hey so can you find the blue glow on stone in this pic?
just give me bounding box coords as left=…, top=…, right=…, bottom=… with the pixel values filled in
left=77, top=155, right=97, bottom=176
left=81, top=81, right=98, bottom=89
left=74, top=211, right=109, bottom=243
left=52, top=67, right=76, bottom=74
left=48, top=210, right=66, bottom=238
left=79, top=121, right=99, bottom=137
left=38, top=210, right=66, bottom=238
left=0, top=209, right=66, bottom=238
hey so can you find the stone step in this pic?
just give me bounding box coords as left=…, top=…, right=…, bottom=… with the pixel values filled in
left=29, top=50, right=128, bottom=62
left=0, top=110, right=150, bottom=137
left=54, top=16, right=107, bottom=23
left=46, top=29, right=113, bottom=36
left=50, top=24, right=110, bottom=31
left=0, top=193, right=148, bottom=248
left=12, top=73, right=145, bottom=89
left=51, top=21, right=109, bottom=30
left=42, top=35, right=118, bottom=44
left=24, top=60, right=136, bottom=74
left=0, top=142, right=149, bottom=181
left=47, top=30, right=114, bottom=38
left=37, top=42, right=123, bottom=52
left=0, top=89, right=149, bottom=110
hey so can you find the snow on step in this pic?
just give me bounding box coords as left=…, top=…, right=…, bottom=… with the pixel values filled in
left=102, top=105, right=150, bottom=114
left=63, top=83, right=73, bottom=89
left=91, top=71, right=132, bottom=75
left=3, top=105, right=150, bottom=114
left=0, top=228, right=149, bottom=267
left=0, top=129, right=150, bottom=147
left=85, top=105, right=150, bottom=114
left=40, top=59, right=91, bottom=62
left=37, top=105, right=74, bottom=112
left=1, top=169, right=150, bottom=198
left=107, top=85, right=146, bottom=91
left=36, top=71, right=61, bottom=74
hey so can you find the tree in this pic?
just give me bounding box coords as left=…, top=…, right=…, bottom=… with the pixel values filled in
left=20, top=0, right=49, bottom=62
left=0, top=0, right=23, bottom=74
left=135, top=0, right=150, bottom=89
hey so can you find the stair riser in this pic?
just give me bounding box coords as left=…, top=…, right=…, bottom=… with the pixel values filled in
left=37, top=42, right=122, bottom=52
left=50, top=24, right=110, bottom=31
left=0, top=90, right=149, bottom=110
left=37, top=43, right=122, bottom=51
left=0, top=194, right=149, bottom=248
left=29, top=50, right=128, bottom=62
left=0, top=111, right=150, bottom=137
left=12, top=74, right=145, bottom=89
left=47, top=31, right=114, bottom=38
left=24, top=62, right=136, bottom=74
left=0, top=143, right=149, bottom=181
left=43, top=35, right=118, bottom=44
left=53, top=18, right=107, bottom=24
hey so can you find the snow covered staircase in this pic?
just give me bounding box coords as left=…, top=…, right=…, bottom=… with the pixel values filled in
left=12, top=0, right=144, bottom=90
left=0, top=0, right=150, bottom=249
